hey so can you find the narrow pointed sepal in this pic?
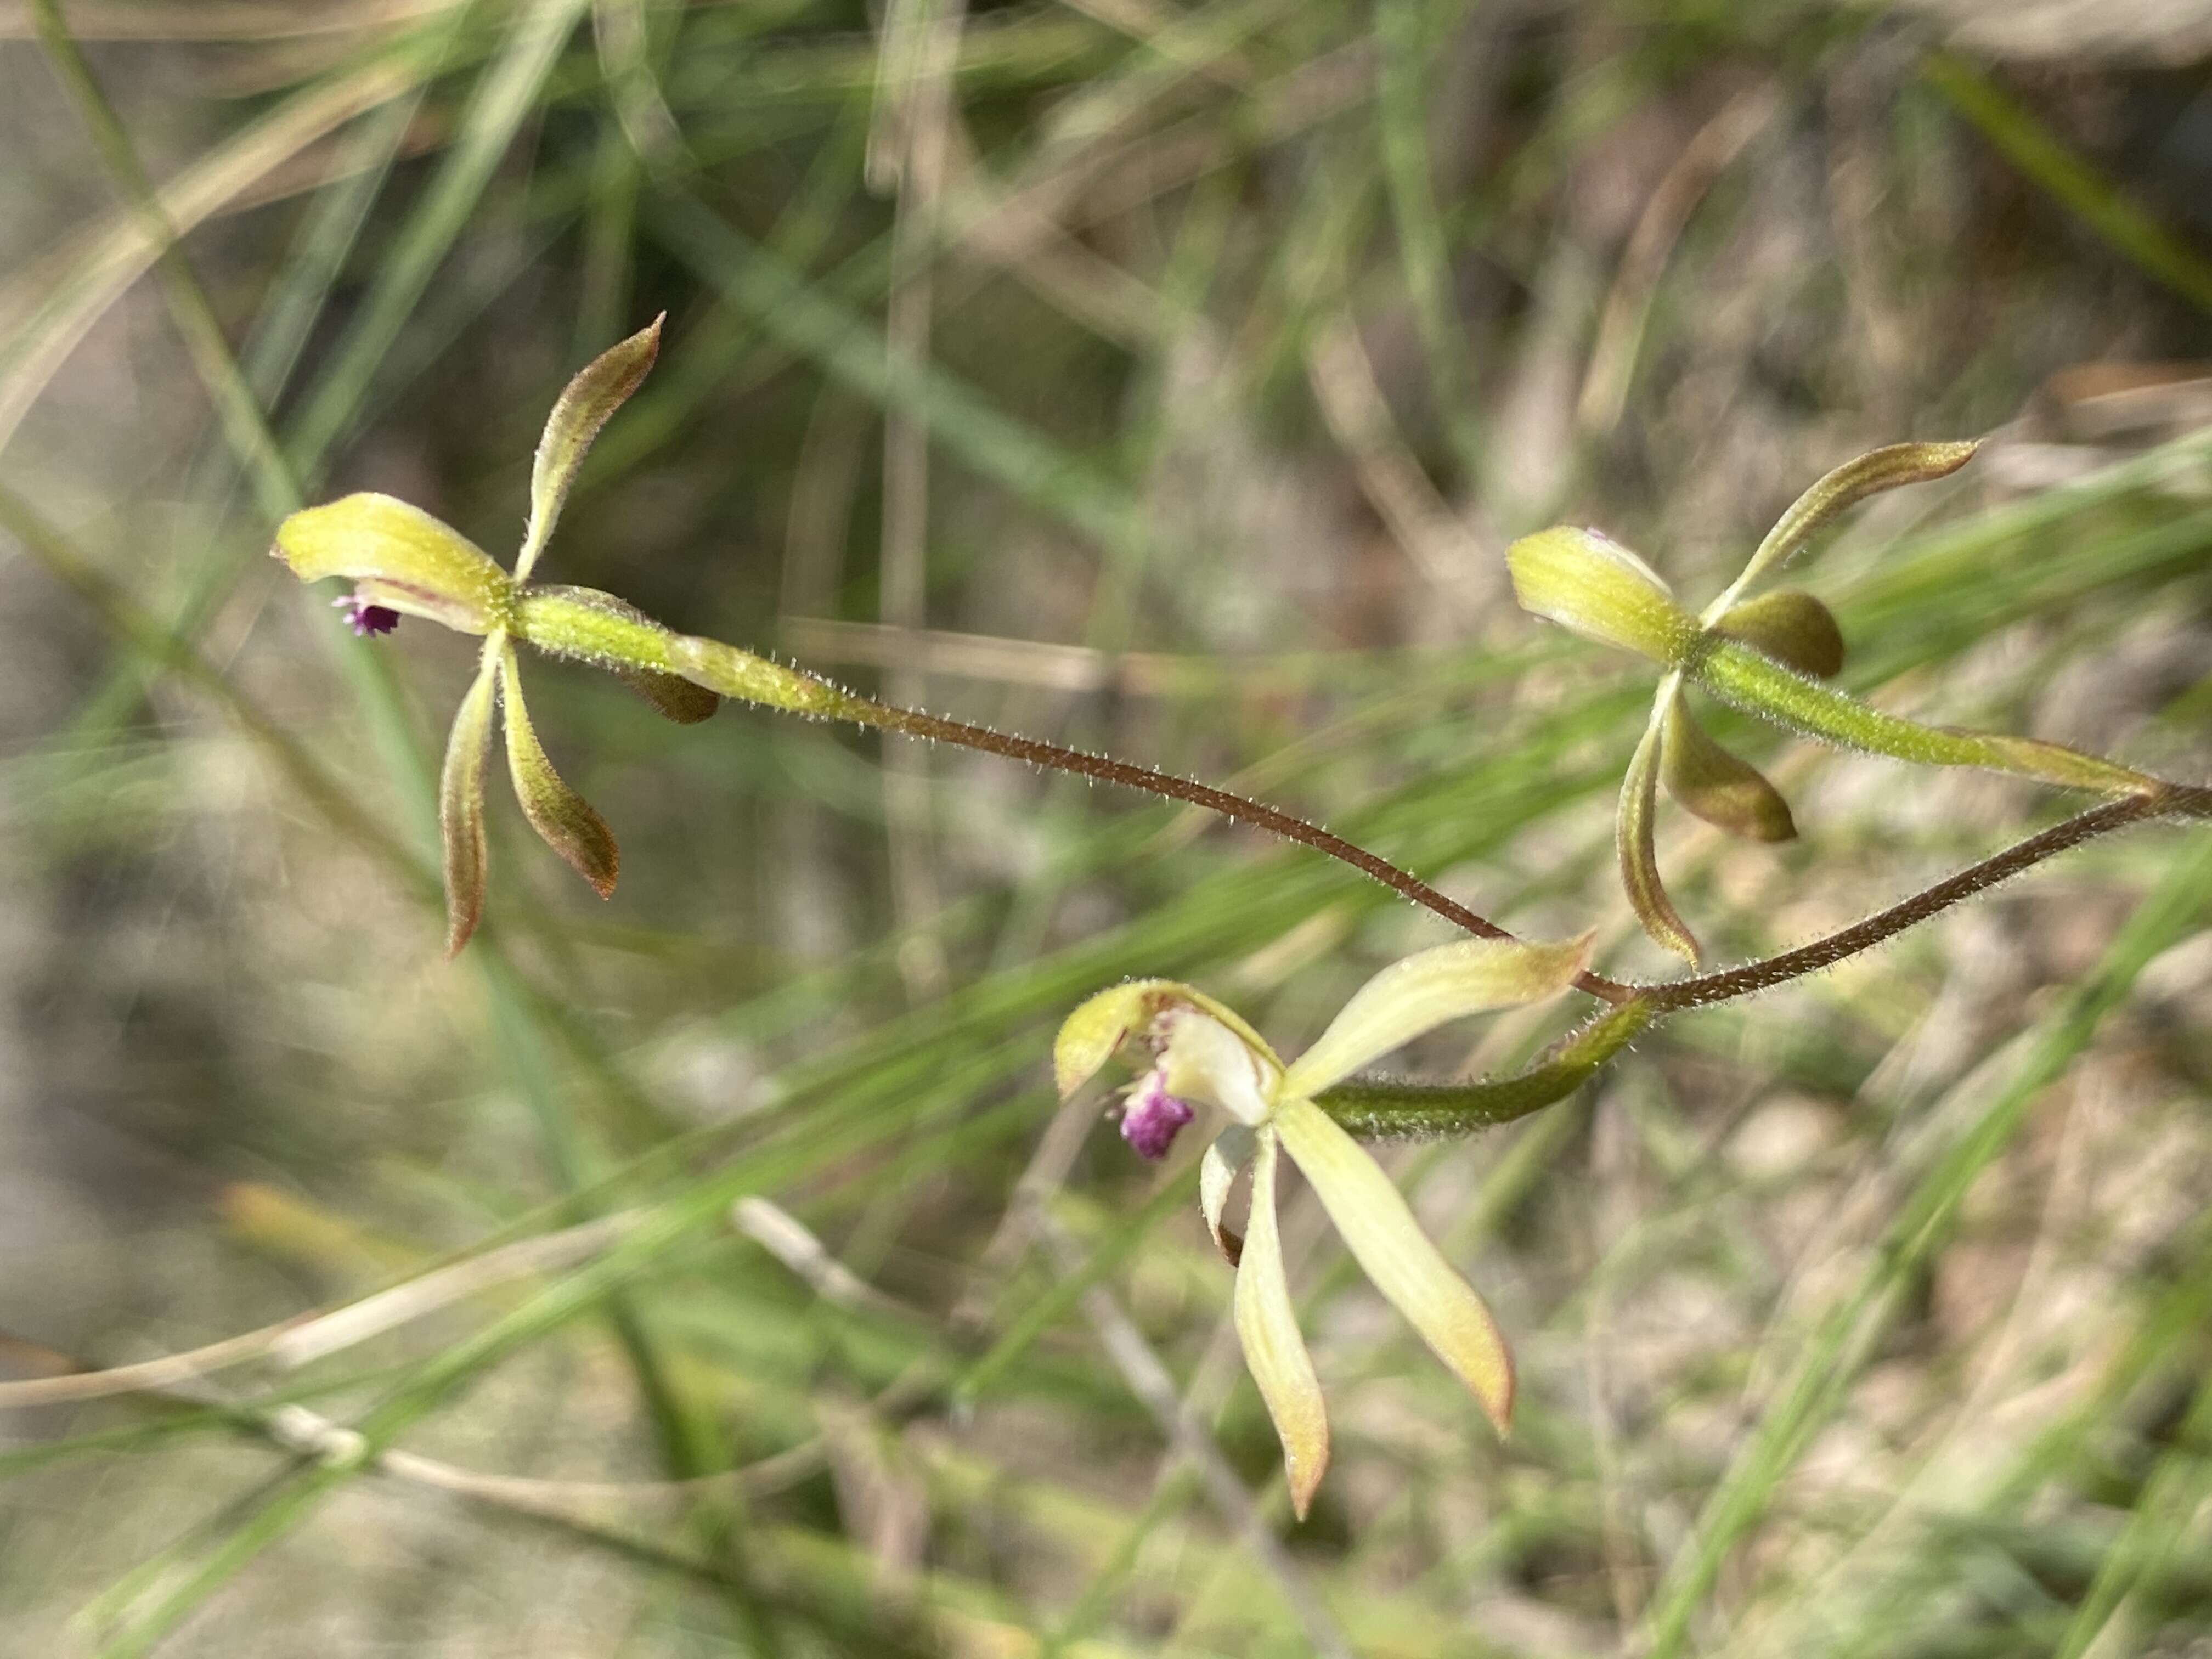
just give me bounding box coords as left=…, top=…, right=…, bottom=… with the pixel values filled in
left=1280, top=934, right=1594, bottom=1098
left=439, top=652, right=503, bottom=956
left=1508, top=527, right=1697, bottom=665
left=499, top=645, right=619, bottom=898
left=1234, top=1131, right=1329, bottom=1519
left=1660, top=689, right=1796, bottom=843
left=274, top=494, right=512, bottom=635
left=1200, top=1126, right=1255, bottom=1265
left=1712, top=588, right=1846, bottom=679
left=1273, top=1098, right=1514, bottom=1435
left=1722, top=439, right=1979, bottom=603
left=1619, top=693, right=1701, bottom=964
left=517, top=315, right=664, bottom=578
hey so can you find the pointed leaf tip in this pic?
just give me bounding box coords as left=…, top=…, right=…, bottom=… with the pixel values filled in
left=517, top=316, right=665, bottom=579
left=439, top=653, right=502, bottom=956
left=500, top=646, right=619, bottom=898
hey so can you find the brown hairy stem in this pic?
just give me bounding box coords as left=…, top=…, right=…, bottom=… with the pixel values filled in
left=856, top=692, right=2212, bottom=1014
left=671, top=627, right=2212, bottom=1018
left=850, top=695, right=1648, bottom=1002
left=1641, top=785, right=2211, bottom=1011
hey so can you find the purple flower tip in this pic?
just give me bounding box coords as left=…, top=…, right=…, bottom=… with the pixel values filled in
left=334, top=595, right=400, bottom=637
left=1119, top=1073, right=1195, bottom=1161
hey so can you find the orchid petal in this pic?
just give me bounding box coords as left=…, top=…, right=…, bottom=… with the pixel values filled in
left=516, top=584, right=720, bottom=723
left=1508, top=526, right=1697, bottom=665
left=518, top=316, right=663, bottom=579
left=1052, top=979, right=1278, bottom=1100
left=1273, top=1097, right=1514, bottom=1434
left=1234, top=1130, right=1329, bottom=1519
left=1200, top=1125, right=1255, bottom=1265
left=1158, top=1009, right=1277, bottom=1127
left=439, top=651, right=502, bottom=956
left=1706, top=439, right=1978, bottom=618
left=499, top=644, right=619, bottom=898
left=1711, top=588, right=1845, bottom=679
left=1618, top=682, right=1701, bottom=964
left=274, top=494, right=511, bottom=635
left=1280, top=934, right=1593, bottom=1098
left=1660, top=687, right=1796, bottom=843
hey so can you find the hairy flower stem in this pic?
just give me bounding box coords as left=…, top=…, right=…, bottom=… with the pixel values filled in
left=533, top=605, right=2212, bottom=1032
left=636, top=629, right=1657, bottom=986
left=1308, top=789, right=2212, bottom=1139
left=1644, top=785, right=2212, bottom=1011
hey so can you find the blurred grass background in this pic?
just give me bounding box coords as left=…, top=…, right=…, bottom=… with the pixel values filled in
left=2, top=1, right=2212, bottom=1654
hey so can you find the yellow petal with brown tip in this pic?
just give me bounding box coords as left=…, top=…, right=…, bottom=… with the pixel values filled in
left=500, top=644, right=619, bottom=898
left=439, top=652, right=502, bottom=956
left=1619, top=687, right=1701, bottom=964
left=1660, top=690, right=1796, bottom=843
left=518, top=315, right=664, bottom=579
left=1233, top=1130, right=1329, bottom=1519
left=1274, top=1097, right=1514, bottom=1435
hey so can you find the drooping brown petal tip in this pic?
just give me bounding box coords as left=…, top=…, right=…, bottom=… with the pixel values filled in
left=1661, top=693, right=1796, bottom=843
left=501, top=645, right=620, bottom=899
left=1618, top=701, right=1702, bottom=964
left=439, top=655, right=502, bottom=956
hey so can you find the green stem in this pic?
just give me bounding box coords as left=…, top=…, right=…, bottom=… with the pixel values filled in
left=1314, top=998, right=1655, bottom=1138
left=1694, top=636, right=2161, bottom=795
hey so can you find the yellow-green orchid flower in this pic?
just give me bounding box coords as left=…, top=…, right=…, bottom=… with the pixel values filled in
left=1054, top=932, right=1592, bottom=1519
left=1504, top=441, right=2148, bottom=963
left=272, top=316, right=717, bottom=953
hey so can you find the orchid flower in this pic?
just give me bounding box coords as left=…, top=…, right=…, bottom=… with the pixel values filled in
left=1053, top=932, right=1593, bottom=1518
left=271, top=317, right=718, bottom=953
left=1508, top=440, right=2154, bottom=964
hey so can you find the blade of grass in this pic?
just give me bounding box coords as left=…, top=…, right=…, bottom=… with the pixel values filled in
left=1921, top=48, right=2212, bottom=317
